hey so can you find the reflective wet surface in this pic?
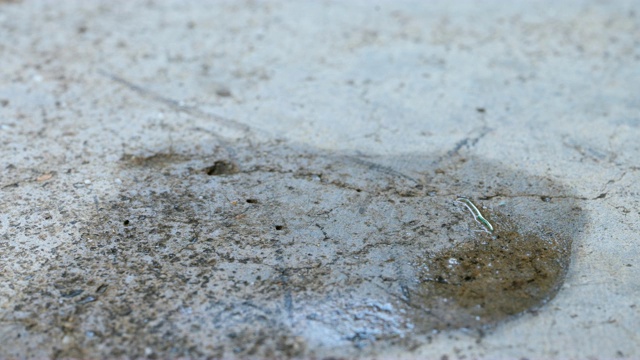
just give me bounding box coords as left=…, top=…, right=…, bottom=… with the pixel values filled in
left=1, top=140, right=587, bottom=358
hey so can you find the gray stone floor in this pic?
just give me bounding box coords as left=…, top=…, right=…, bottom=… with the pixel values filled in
left=1, top=0, right=639, bottom=358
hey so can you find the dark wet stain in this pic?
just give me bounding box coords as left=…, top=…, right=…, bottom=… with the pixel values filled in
left=121, top=153, right=187, bottom=168
left=409, top=215, right=569, bottom=330
left=203, top=160, right=238, bottom=175
left=2, top=140, right=588, bottom=358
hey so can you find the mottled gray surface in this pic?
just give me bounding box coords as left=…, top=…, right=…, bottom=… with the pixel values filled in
left=1, top=0, right=639, bottom=358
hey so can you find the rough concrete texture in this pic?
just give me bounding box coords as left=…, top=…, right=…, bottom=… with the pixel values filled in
left=0, top=0, right=638, bottom=358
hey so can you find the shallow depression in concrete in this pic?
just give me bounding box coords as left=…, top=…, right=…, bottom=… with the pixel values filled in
left=0, top=139, right=588, bottom=358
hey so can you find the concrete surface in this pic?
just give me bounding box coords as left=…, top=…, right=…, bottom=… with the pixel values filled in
left=0, top=0, right=639, bottom=358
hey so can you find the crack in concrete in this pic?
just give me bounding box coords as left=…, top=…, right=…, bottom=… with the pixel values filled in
left=447, top=126, right=492, bottom=156
left=98, top=70, right=254, bottom=136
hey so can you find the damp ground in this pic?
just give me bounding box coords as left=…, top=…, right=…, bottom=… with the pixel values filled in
left=3, top=1, right=638, bottom=358
left=0, top=139, right=586, bottom=358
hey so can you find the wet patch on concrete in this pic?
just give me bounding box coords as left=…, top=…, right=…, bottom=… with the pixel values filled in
left=0, top=140, right=587, bottom=358
left=202, top=160, right=239, bottom=176
left=409, top=214, right=570, bottom=331
left=120, top=153, right=191, bottom=169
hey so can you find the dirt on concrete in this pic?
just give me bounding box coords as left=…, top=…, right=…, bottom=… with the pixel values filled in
left=0, top=138, right=587, bottom=358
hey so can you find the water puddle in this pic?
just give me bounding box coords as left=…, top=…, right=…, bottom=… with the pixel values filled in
left=409, top=214, right=570, bottom=331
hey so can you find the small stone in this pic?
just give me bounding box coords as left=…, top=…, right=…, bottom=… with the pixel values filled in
left=37, top=173, right=53, bottom=182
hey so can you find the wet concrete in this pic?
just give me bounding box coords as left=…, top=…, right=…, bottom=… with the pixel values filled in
left=1, top=138, right=587, bottom=358
left=1, top=0, right=639, bottom=358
